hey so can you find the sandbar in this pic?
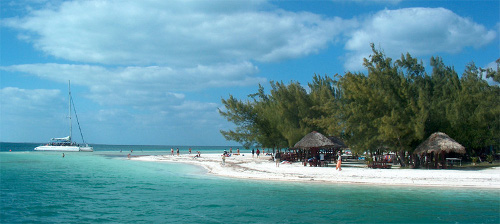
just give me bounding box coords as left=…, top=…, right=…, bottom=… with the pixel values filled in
left=131, top=153, right=500, bottom=188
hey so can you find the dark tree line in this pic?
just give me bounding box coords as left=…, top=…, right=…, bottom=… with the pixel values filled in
left=219, top=45, right=499, bottom=162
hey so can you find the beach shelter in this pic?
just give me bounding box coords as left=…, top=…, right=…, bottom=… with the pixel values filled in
left=294, top=131, right=336, bottom=149
left=293, top=131, right=341, bottom=165
left=414, top=132, right=465, bottom=168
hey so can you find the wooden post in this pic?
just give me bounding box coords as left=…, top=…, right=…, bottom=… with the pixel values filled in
left=442, top=152, right=447, bottom=169
left=434, top=152, right=438, bottom=169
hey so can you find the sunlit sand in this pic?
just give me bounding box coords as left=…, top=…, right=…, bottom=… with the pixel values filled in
left=132, top=153, right=500, bottom=188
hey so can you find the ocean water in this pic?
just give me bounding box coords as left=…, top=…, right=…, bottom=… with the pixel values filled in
left=1, top=143, right=499, bottom=223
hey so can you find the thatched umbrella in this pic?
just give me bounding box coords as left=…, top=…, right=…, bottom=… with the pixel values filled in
left=414, top=132, right=465, bottom=155
left=414, top=132, right=465, bottom=169
left=293, top=131, right=340, bottom=165
left=294, top=131, right=336, bottom=149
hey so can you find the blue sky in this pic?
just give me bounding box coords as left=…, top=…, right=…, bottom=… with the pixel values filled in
left=1, top=0, right=499, bottom=146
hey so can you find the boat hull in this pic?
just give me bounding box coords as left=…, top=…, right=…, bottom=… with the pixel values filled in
left=79, top=146, right=94, bottom=152
left=34, top=145, right=84, bottom=152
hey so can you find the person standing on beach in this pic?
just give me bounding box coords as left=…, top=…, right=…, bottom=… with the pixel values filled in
left=275, top=152, right=280, bottom=167
left=252, top=149, right=255, bottom=157
left=171, top=148, right=174, bottom=156
left=189, top=148, right=192, bottom=154
left=256, top=149, right=260, bottom=157
left=176, top=148, right=180, bottom=156
left=221, top=154, right=226, bottom=165
left=336, top=151, right=342, bottom=171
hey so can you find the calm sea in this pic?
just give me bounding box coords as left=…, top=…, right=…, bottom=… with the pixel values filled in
left=1, top=143, right=499, bottom=223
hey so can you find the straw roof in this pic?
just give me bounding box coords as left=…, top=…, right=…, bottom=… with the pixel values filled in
left=293, top=131, right=337, bottom=149
left=414, top=132, right=466, bottom=155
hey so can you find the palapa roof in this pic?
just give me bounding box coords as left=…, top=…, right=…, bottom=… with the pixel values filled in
left=414, top=132, right=466, bottom=155
left=293, top=131, right=340, bottom=149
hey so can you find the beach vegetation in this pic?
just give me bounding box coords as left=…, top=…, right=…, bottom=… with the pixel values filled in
left=219, top=44, right=500, bottom=162
left=471, top=157, right=479, bottom=165
left=486, top=154, right=494, bottom=164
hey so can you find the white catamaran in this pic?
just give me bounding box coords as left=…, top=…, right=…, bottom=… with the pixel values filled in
left=35, top=81, right=93, bottom=152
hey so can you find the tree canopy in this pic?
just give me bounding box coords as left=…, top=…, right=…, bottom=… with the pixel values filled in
left=219, top=45, right=500, bottom=158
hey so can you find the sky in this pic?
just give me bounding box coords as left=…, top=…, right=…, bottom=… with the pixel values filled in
left=1, top=0, right=499, bottom=146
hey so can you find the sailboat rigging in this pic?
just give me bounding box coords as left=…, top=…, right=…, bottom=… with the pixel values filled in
left=35, top=81, right=93, bottom=152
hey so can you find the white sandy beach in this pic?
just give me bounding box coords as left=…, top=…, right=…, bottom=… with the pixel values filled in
left=131, top=153, right=500, bottom=189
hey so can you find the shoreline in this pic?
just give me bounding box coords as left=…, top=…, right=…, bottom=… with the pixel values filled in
left=130, top=153, right=500, bottom=189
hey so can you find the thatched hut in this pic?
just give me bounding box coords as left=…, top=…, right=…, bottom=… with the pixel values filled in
left=294, top=131, right=336, bottom=149
left=414, top=132, right=465, bottom=168
left=291, top=131, right=344, bottom=166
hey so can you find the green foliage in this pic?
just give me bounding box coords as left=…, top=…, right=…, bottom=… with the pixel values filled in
left=268, top=81, right=313, bottom=146
left=481, top=58, right=500, bottom=83
left=486, top=154, right=494, bottom=163
left=338, top=45, right=428, bottom=159
left=364, top=156, right=373, bottom=165
left=471, top=157, right=479, bottom=165
left=305, top=74, right=342, bottom=136
left=219, top=44, right=500, bottom=156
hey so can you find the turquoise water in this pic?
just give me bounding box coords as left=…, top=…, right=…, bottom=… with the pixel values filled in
left=0, top=142, right=243, bottom=154
left=1, top=144, right=499, bottom=223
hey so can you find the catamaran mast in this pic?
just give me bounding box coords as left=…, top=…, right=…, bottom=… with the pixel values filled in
left=68, top=80, right=72, bottom=143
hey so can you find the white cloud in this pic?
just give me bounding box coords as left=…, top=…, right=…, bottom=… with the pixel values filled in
left=2, top=0, right=344, bottom=113
left=3, top=2, right=497, bottom=145
left=344, top=7, right=497, bottom=70
left=0, top=87, right=63, bottom=115
left=0, top=87, right=67, bottom=142
left=1, top=62, right=264, bottom=108
left=333, top=0, right=402, bottom=4
left=482, top=60, right=499, bottom=85
left=4, top=0, right=342, bottom=66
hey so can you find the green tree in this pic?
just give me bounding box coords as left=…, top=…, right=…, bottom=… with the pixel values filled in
left=268, top=81, right=315, bottom=147
left=450, top=62, right=500, bottom=153
left=338, top=71, right=381, bottom=154
left=426, top=56, right=461, bottom=136
left=481, top=58, right=500, bottom=83
left=219, top=44, right=499, bottom=161
left=219, top=90, right=287, bottom=149
left=305, top=74, right=343, bottom=136
left=338, top=45, right=429, bottom=165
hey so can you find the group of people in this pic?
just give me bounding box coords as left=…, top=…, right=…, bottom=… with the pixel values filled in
left=160, top=147, right=343, bottom=171
left=251, top=148, right=262, bottom=157
left=170, top=148, right=180, bottom=156
left=169, top=147, right=195, bottom=156
left=225, top=148, right=241, bottom=155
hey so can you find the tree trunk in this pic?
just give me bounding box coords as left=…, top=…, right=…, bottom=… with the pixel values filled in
left=397, top=150, right=407, bottom=167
